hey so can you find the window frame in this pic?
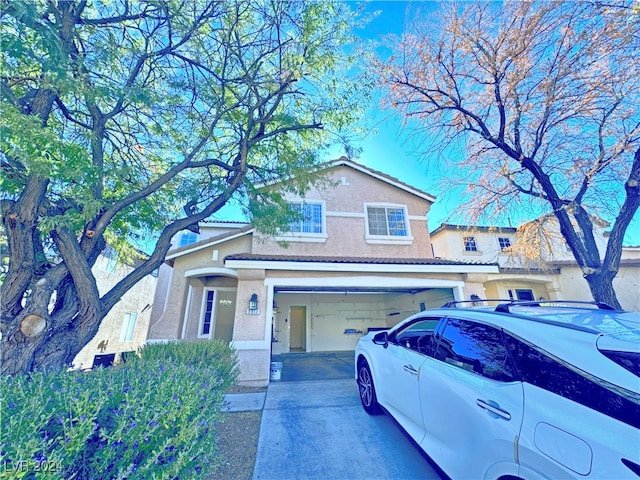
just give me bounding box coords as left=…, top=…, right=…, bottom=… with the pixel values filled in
left=120, top=312, right=138, bottom=342
left=279, top=200, right=327, bottom=242
left=462, top=236, right=479, bottom=253
left=179, top=231, right=199, bottom=247
left=364, top=203, right=413, bottom=245
left=199, top=289, right=216, bottom=339
left=498, top=237, right=512, bottom=251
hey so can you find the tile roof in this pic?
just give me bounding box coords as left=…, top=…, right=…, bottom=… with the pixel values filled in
left=224, top=253, right=496, bottom=267
left=430, top=223, right=518, bottom=236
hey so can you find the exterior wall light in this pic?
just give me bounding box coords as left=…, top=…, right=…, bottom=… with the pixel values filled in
left=247, top=293, right=260, bottom=315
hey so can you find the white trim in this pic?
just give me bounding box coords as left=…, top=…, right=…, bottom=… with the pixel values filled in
left=326, top=210, right=424, bottom=223
left=181, top=284, right=193, bottom=340
left=226, top=259, right=498, bottom=274
left=365, top=237, right=414, bottom=245
left=198, top=221, right=250, bottom=228
left=184, top=267, right=238, bottom=278
left=326, top=210, right=363, bottom=218
left=265, top=276, right=465, bottom=289
left=265, top=285, right=275, bottom=349
left=275, top=232, right=328, bottom=243
left=166, top=229, right=254, bottom=260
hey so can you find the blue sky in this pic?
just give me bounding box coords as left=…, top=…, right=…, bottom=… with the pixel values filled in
left=337, top=0, right=640, bottom=246
left=219, top=1, right=640, bottom=246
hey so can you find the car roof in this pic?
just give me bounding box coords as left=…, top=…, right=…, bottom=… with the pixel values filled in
left=404, top=306, right=640, bottom=392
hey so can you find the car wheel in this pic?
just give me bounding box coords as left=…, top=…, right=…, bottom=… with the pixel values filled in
left=358, top=359, right=382, bottom=415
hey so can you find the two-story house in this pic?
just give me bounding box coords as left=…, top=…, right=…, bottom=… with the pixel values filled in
left=147, top=158, right=499, bottom=385
left=430, top=221, right=640, bottom=311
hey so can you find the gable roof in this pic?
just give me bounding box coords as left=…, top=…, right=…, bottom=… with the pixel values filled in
left=325, top=157, right=437, bottom=203
left=165, top=224, right=253, bottom=262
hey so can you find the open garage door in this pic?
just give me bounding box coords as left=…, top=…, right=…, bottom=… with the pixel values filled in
left=271, top=286, right=454, bottom=355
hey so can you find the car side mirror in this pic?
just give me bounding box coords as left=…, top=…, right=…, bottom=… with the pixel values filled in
left=373, top=331, right=389, bottom=348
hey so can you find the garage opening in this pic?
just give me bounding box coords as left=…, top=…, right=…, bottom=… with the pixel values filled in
left=270, top=286, right=454, bottom=356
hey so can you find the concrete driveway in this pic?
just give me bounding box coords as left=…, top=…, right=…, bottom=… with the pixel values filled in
left=252, top=379, right=446, bottom=480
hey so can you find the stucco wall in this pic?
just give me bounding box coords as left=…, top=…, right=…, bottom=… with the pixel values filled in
left=557, top=265, right=640, bottom=311
left=253, top=166, right=434, bottom=258
left=147, top=234, right=251, bottom=340
left=73, top=255, right=157, bottom=369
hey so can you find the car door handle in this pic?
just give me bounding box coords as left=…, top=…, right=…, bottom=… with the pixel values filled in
left=403, top=364, right=418, bottom=375
left=476, top=399, right=511, bottom=420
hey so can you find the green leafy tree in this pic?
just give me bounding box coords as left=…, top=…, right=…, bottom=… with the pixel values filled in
left=0, top=0, right=367, bottom=374
left=378, top=0, right=640, bottom=308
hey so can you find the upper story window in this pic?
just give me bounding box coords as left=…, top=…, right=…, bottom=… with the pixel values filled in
left=277, top=201, right=327, bottom=243
left=364, top=204, right=412, bottom=245
left=288, top=202, right=324, bottom=234
left=366, top=205, right=408, bottom=236
left=463, top=236, right=478, bottom=252
left=179, top=232, right=198, bottom=247
left=498, top=237, right=512, bottom=251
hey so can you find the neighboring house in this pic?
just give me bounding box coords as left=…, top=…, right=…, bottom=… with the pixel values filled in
left=148, top=158, right=500, bottom=386
left=430, top=222, right=640, bottom=311
left=72, top=248, right=157, bottom=369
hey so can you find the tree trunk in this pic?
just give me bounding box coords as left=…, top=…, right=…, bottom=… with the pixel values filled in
left=584, top=270, right=621, bottom=310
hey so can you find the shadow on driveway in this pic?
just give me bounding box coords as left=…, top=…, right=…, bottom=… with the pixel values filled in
left=252, top=379, right=447, bottom=480
left=270, top=351, right=354, bottom=382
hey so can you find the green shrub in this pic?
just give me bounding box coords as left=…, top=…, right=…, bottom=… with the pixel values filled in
left=1, top=339, right=237, bottom=479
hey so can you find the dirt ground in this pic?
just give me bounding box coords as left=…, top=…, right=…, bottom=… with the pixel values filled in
left=207, top=386, right=266, bottom=479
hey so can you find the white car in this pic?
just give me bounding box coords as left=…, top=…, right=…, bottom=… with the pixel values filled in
left=355, top=301, right=640, bottom=480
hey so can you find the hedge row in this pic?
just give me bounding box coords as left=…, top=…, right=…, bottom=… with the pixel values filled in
left=1, top=339, right=237, bottom=479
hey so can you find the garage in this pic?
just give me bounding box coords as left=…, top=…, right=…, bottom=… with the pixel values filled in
left=270, top=282, right=457, bottom=355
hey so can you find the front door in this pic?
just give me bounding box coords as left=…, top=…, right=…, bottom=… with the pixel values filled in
left=290, top=306, right=307, bottom=352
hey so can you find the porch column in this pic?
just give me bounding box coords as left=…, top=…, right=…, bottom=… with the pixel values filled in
left=231, top=269, right=271, bottom=386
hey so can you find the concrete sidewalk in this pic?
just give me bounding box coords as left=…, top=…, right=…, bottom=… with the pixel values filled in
left=252, top=379, right=445, bottom=480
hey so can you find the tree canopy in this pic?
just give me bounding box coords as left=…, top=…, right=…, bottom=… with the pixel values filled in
left=0, top=0, right=367, bottom=374
left=377, top=0, right=640, bottom=308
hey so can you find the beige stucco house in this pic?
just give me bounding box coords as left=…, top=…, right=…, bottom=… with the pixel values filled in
left=430, top=222, right=640, bottom=311
left=147, top=158, right=500, bottom=385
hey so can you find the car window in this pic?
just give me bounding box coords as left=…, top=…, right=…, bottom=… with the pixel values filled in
left=394, top=318, right=440, bottom=354
left=434, top=318, right=517, bottom=382
left=506, top=335, right=640, bottom=429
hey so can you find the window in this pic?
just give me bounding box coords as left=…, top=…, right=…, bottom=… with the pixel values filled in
left=288, top=202, right=324, bottom=234
left=366, top=206, right=408, bottom=236
left=463, top=236, right=478, bottom=252
left=201, top=290, right=215, bottom=337
left=179, top=232, right=198, bottom=247
left=103, top=246, right=118, bottom=273
left=515, top=289, right=534, bottom=301
left=498, top=237, right=511, bottom=251
left=506, top=335, right=640, bottom=429
left=434, top=318, right=516, bottom=382
left=393, top=318, right=441, bottom=354
left=120, top=313, right=138, bottom=342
